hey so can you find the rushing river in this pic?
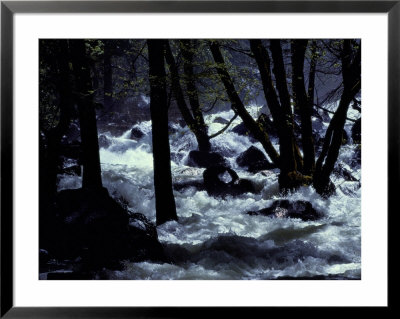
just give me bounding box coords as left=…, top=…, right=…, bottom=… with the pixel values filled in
left=58, top=105, right=361, bottom=280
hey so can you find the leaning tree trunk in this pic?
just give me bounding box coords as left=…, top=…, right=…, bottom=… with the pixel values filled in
left=147, top=39, right=178, bottom=226
left=209, top=41, right=280, bottom=166
left=313, top=40, right=361, bottom=196
left=164, top=40, right=210, bottom=152
left=180, top=39, right=211, bottom=152
left=70, top=39, right=103, bottom=190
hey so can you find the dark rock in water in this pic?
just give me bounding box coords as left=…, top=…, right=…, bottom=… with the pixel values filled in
left=98, top=134, right=112, bottom=148
left=187, top=150, right=228, bottom=168
left=231, top=113, right=277, bottom=140
left=99, top=123, right=132, bottom=137
left=213, top=116, right=230, bottom=125
left=232, top=122, right=251, bottom=137
left=40, top=187, right=165, bottom=271
left=130, top=127, right=145, bottom=139
left=236, top=146, right=276, bottom=172
left=352, top=118, right=361, bottom=144
left=203, top=165, right=256, bottom=197
left=247, top=200, right=322, bottom=221
left=173, top=180, right=205, bottom=192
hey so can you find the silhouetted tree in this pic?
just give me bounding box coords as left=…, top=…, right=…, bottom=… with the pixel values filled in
left=147, top=39, right=178, bottom=225
left=164, top=40, right=211, bottom=152
left=70, top=40, right=103, bottom=189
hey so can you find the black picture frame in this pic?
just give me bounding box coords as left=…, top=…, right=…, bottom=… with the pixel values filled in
left=1, top=0, right=395, bottom=317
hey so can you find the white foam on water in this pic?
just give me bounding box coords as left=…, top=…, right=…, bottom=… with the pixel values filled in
left=58, top=105, right=361, bottom=280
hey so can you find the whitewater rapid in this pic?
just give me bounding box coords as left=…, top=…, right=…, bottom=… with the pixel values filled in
left=58, top=105, right=361, bottom=280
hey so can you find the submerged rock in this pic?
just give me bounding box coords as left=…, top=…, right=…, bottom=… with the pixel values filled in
left=40, top=187, right=165, bottom=272
left=203, top=165, right=256, bottom=197
left=187, top=150, right=227, bottom=168
left=247, top=200, right=322, bottom=221
left=236, top=146, right=276, bottom=172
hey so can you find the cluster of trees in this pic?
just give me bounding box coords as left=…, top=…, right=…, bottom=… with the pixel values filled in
left=40, top=38, right=360, bottom=226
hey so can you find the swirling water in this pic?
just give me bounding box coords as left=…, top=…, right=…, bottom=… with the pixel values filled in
left=58, top=105, right=361, bottom=280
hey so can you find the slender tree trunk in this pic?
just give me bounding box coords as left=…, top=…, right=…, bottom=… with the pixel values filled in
left=209, top=41, right=280, bottom=166
left=147, top=39, right=178, bottom=226
left=314, top=40, right=361, bottom=195
left=291, top=39, right=315, bottom=175
left=269, top=40, right=302, bottom=174
left=70, top=40, right=103, bottom=190
left=250, top=39, right=307, bottom=191
left=180, top=40, right=211, bottom=152
left=164, top=40, right=210, bottom=152
left=103, top=40, right=113, bottom=110
left=41, top=40, right=74, bottom=199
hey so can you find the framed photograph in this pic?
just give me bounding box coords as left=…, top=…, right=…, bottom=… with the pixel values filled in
left=1, top=0, right=395, bottom=317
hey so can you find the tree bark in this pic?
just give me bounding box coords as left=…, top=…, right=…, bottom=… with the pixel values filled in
left=209, top=41, right=280, bottom=166
left=250, top=39, right=306, bottom=191
left=164, top=40, right=210, bottom=152
left=291, top=39, right=316, bottom=175
left=180, top=40, right=211, bottom=152
left=70, top=40, right=103, bottom=190
left=314, top=40, right=361, bottom=195
left=103, top=40, right=113, bottom=110
left=40, top=40, right=74, bottom=199
left=147, top=39, right=178, bottom=226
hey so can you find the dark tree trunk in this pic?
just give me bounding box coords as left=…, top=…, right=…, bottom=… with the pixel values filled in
left=70, top=40, right=103, bottom=190
left=40, top=40, right=73, bottom=200
left=103, top=40, right=113, bottom=110
left=164, top=40, right=210, bottom=152
left=147, top=39, right=178, bottom=226
left=209, top=41, right=280, bottom=166
left=180, top=40, right=211, bottom=152
left=291, top=39, right=316, bottom=175
left=250, top=39, right=307, bottom=191
left=314, top=40, right=361, bottom=195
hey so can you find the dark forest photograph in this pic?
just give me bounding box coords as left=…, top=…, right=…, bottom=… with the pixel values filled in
left=39, top=39, right=361, bottom=280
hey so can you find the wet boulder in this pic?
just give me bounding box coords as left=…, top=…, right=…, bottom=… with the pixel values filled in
left=236, top=146, right=276, bottom=172
left=130, top=126, right=145, bottom=140
left=187, top=150, right=228, bottom=168
left=213, top=116, right=229, bottom=125
left=352, top=118, right=361, bottom=144
left=203, top=165, right=256, bottom=197
left=231, top=113, right=277, bottom=140
left=247, top=200, right=322, bottom=221
left=232, top=122, right=251, bottom=137
left=40, top=187, right=165, bottom=271
left=98, top=134, right=112, bottom=148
